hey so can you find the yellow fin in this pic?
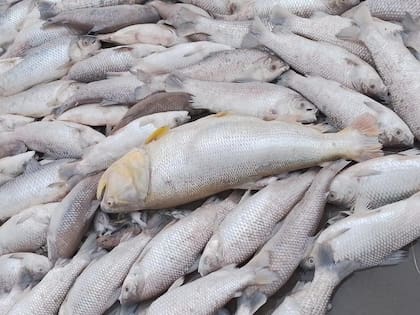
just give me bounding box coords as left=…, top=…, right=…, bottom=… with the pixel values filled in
left=146, top=126, right=170, bottom=144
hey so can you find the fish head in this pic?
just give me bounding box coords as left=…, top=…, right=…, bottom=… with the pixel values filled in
left=27, top=256, right=52, bottom=282
left=355, top=69, right=389, bottom=102
left=326, top=0, right=360, bottom=12
left=97, top=149, right=150, bottom=213
left=70, top=36, right=101, bottom=62
left=286, top=97, right=318, bottom=123
left=327, top=176, right=356, bottom=207
left=379, top=117, right=414, bottom=147
left=250, top=55, right=289, bottom=82
left=120, top=273, right=144, bottom=304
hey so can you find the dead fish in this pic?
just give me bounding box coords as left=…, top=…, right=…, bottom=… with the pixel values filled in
left=0, top=203, right=58, bottom=255
left=0, top=36, right=100, bottom=96
left=8, top=121, right=105, bottom=158
left=178, top=0, right=236, bottom=15
left=0, top=80, right=83, bottom=118
left=328, top=150, right=420, bottom=211
left=279, top=70, right=414, bottom=147
left=59, top=215, right=169, bottom=315
left=57, top=104, right=128, bottom=127
left=59, top=111, right=190, bottom=181
left=246, top=14, right=389, bottom=101
left=97, top=24, right=187, bottom=46
left=149, top=0, right=212, bottom=19
left=47, top=174, right=101, bottom=263
left=0, top=252, right=51, bottom=292
left=7, top=235, right=105, bottom=315
left=131, top=41, right=232, bottom=75
left=0, top=114, right=34, bottom=132
left=120, top=194, right=240, bottom=303
left=199, top=171, right=316, bottom=276
left=37, top=0, right=147, bottom=19
left=236, top=160, right=349, bottom=315
left=159, top=74, right=317, bottom=122
left=43, top=5, right=160, bottom=34
left=402, top=13, right=420, bottom=60
left=0, top=159, right=75, bottom=221
left=145, top=266, right=277, bottom=315
left=97, top=114, right=381, bottom=212
left=0, top=151, right=35, bottom=186
left=112, top=92, right=194, bottom=132
left=67, top=44, right=165, bottom=82
left=271, top=8, right=373, bottom=64
left=338, top=5, right=420, bottom=141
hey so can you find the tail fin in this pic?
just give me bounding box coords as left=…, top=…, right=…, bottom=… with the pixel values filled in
left=271, top=6, right=293, bottom=25
left=38, top=0, right=59, bottom=19
left=236, top=291, right=267, bottom=315
left=165, top=8, right=202, bottom=37
left=338, top=114, right=383, bottom=162
left=58, top=162, right=81, bottom=181
left=242, top=17, right=269, bottom=48
left=351, top=3, right=373, bottom=28
left=276, top=70, right=298, bottom=87
left=164, top=74, right=186, bottom=92
left=402, top=13, right=419, bottom=32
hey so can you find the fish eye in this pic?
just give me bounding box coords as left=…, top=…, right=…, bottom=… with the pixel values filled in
left=369, top=84, right=375, bottom=89
left=271, top=64, right=277, bottom=71
left=395, top=129, right=402, bottom=136
left=299, top=102, right=305, bottom=108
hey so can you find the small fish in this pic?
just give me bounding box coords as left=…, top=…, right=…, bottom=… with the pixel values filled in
left=57, top=104, right=129, bottom=127
left=59, top=111, right=190, bottom=181
left=47, top=174, right=101, bottom=263
left=0, top=151, right=35, bottom=186
left=97, top=24, right=187, bottom=46
left=120, top=194, right=240, bottom=303
left=0, top=36, right=100, bottom=96
left=67, top=44, right=165, bottom=82
left=43, top=5, right=160, bottom=34
left=97, top=114, right=381, bottom=212
left=279, top=70, right=414, bottom=147
left=160, top=74, right=317, bottom=122
left=247, top=13, right=388, bottom=101
left=328, top=150, right=420, bottom=211
left=0, top=203, right=58, bottom=255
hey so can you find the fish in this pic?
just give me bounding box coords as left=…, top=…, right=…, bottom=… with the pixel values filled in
left=0, top=137, right=26, bottom=159
left=342, top=0, right=420, bottom=21
left=145, top=266, right=277, bottom=315
left=97, top=24, right=187, bottom=46
left=0, top=159, right=75, bottom=221
left=270, top=8, right=373, bottom=64
left=236, top=160, right=349, bottom=315
left=402, top=13, right=420, bottom=60
left=53, top=74, right=142, bottom=116
left=328, top=150, right=420, bottom=211
left=120, top=194, right=240, bottom=303
left=0, top=151, right=35, bottom=186
left=199, top=170, right=316, bottom=276
left=279, top=70, right=414, bottom=147
left=0, top=36, right=100, bottom=96
left=246, top=14, right=389, bottom=101
left=0, top=114, right=34, bottom=132
left=131, top=41, right=232, bottom=75
left=338, top=5, right=420, bottom=141
left=0, top=56, right=23, bottom=73
left=59, top=111, right=190, bottom=181
left=0, top=0, right=35, bottom=49
left=0, top=252, right=51, bottom=292
left=0, top=203, right=58, bottom=256
left=57, top=104, right=129, bottom=127
left=97, top=114, right=382, bottom=212
left=59, top=215, right=169, bottom=315
left=0, top=80, right=83, bottom=118
left=0, top=286, right=30, bottom=314
left=150, top=0, right=212, bottom=20
left=67, top=44, right=165, bottom=82
left=222, top=0, right=360, bottom=20
left=8, top=121, right=105, bottom=159
left=7, top=235, right=105, bottom=315
left=47, top=174, right=101, bottom=263
left=37, top=0, right=147, bottom=19
left=112, top=92, right=194, bottom=132
left=178, top=0, right=236, bottom=15
left=159, top=74, right=317, bottom=122
left=43, top=5, right=160, bottom=34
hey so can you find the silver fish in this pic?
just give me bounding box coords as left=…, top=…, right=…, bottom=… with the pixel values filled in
left=247, top=15, right=388, bottom=101
left=339, top=6, right=420, bottom=141
left=199, top=171, right=316, bottom=276
left=279, top=70, right=414, bottom=147
left=0, top=203, right=58, bottom=255
left=160, top=74, right=317, bottom=122
left=179, top=0, right=235, bottom=15
left=97, top=115, right=381, bottom=212
left=47, top=174, right=101, bottom=263
left=67, top=44, right=165, bottom=82
left=0, top=36, right=100, bottom=96
left=328, top=150, right=420, bottom=211
left=150, top=0, right=212, bottom=19
left=0, top=151, right=35, bottom=186
left=120, top=194, right=240, bottom=304
left=0, top=159, right=74, bottom=221
left=236, top=161, right=349, bottom=315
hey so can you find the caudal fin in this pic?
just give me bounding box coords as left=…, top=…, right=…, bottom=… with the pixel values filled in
left=276, top=70, right=299, bottom=87
left=242, top=17, right=269, bottom=48
left=38, top=0, right=59, bottom=19
left=58, top=162, right=81, bottom=181
left=165, top=7, right=201, bottom=37
left=339, top=114, right=383, bottom=162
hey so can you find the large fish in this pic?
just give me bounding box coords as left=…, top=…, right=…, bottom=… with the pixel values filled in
left=338, top=5, right=420, bottom=140
left=97, top=114, right=382, bottom=212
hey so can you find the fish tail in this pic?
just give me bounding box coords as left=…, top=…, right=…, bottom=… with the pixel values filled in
left=402, top=13, right=419, bottom=32
left=242, top=17, right=268, bottom=48
left=276, top=70, right=298, bottom=87
left=236, top=290, right=268, bottom=315
left=336, top=5, right=372, bottom=41
left=338, top=114, right=383, bottom=162
left=164, top=74, right=185, bottom=92
left=38, top=0, right=59, bottom=19
left=58, top=162, right=81, bottom=181
left=165, top=7, right=201, bottom=37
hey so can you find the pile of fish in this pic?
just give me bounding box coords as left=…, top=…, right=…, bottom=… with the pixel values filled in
left=1, top=0, right=420, bottom=314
